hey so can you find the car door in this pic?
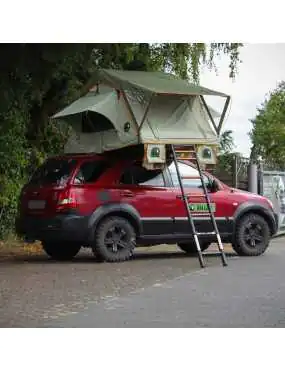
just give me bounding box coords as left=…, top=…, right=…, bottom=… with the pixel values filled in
left=166, top=161, right=230, bottom=236
left=117, top=163, right=177, bottom=237
left=70, top=158, right=115, bottom=215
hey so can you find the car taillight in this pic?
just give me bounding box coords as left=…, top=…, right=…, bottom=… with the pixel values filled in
left=56, top=189, right=77, bottom=212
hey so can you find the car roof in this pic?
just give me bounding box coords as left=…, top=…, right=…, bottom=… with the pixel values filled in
left=46, top=153, right=210, bottom=177
left=47, top=153, right=202, bottom=169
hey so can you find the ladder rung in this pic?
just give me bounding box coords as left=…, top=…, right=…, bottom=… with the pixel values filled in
left=175, top=150, right=196, bottom=153
left=178, top=158, right=196, bottom=161
left=175, top=156, right=197, bottom=162
left=196, top=232, right=216, bottom=236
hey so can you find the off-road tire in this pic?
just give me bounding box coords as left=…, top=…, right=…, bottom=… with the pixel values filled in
left=42, top=241, right=81, bottom=261
left=233, top=213, right=270, bottom=256
left=94, top=216, right=136, bottom=262
left=178, top=241, right=211, bottom=254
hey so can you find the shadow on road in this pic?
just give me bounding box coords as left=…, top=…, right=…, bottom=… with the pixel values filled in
left=0, top=250, right=237, bottom=265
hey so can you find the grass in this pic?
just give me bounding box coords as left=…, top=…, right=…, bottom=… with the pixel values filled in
left=0, top=235, right=42, bottom=259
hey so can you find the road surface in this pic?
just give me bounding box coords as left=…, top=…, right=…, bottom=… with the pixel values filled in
left=1, top=239, right=285, bottom=327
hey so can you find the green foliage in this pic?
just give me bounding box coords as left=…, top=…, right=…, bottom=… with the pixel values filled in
left=216, top=152, right=237, bottom=176
left=0, top=105, right=30, bottom=237
left=219, top=129, right=235, bottom=154
left=250, top=81, right=285, bottom=170
left=0, top=43, right=243, bottom=238
left=216, top=130, right=237, bottom=175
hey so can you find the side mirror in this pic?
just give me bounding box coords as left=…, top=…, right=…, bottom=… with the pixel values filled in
left=208, top=178, right=220, bottom=193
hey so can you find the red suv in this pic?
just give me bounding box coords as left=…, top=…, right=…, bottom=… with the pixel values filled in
left=16, top=152, right=278, bottom=262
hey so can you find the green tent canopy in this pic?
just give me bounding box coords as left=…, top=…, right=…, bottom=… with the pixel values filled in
left=52, top=69, right=230, bottom=154
left=96, top=69, right=229, bottom=97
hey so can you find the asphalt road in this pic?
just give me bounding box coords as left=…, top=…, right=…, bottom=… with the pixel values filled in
left=1, top=239, right=285, bottom=327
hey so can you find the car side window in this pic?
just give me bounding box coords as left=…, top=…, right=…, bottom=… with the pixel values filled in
left=168, top=161, right=210, bottom=189
left=120, top=164, right=166, bottom=187
left=74, top=160, right=111, bottom=184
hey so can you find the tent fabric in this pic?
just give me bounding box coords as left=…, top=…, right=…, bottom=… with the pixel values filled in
left=52, top=69, right=230, bottom=154
left=97, top=69, right=229, bottom=98
left=125, top=91, right=218, bottom=143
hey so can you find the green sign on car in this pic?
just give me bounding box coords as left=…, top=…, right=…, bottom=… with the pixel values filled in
left=188, top=203, right=216, bottom=213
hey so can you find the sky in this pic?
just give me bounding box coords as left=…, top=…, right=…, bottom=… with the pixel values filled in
left=200, top=43, right=285, bottom=157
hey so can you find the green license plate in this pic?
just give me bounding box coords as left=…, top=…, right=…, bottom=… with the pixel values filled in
left=188, top=203, right=216, bottom=212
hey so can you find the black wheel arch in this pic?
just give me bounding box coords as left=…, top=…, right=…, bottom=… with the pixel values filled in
left=232, top=202, right=277, bottom=244
left=87, top=203, right=142, bottom=242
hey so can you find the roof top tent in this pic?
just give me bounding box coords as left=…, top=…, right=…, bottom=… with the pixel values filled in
left=53, top=69, right=228, bottom=154
left=52, top=69, right=231, bottom=268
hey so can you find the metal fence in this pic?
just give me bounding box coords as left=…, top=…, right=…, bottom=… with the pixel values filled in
left=213, top=154, right=285, bottom=234
left=259, top=170, right=285, bottom=234
left=213, top=154, right=249, bottom=190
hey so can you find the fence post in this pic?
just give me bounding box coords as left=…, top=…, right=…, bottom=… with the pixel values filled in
left=257, top=161, right=264, bottom=195
left=248, top=161, right=258, bottom=194
left=232, top=154, right=238, bottom=188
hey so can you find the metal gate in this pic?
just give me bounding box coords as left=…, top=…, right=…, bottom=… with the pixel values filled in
left=212, top=153, right=249, bottom=190
left=260, top=170, right=285, bottom=234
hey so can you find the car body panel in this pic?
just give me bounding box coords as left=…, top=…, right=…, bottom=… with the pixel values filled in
left=16, top=153, right=277, bottom=246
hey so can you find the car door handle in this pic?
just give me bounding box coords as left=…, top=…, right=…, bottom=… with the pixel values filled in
left=176, top=194, right=191, bottom=199
left=120, top=191, right=134, bottom=198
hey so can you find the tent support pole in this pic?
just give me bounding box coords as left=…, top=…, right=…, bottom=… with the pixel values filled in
left=121, top=90, right=140, bottom=132
left=217, top=96, right=230, bottom=134
left=138, top=93, right=154, bottom=132
left=200, top=95, right=231, bottom=136
left=200, top=95, right=218, bottom=134
left=137, top=94, right=155, bottom=143
left=170, top=144, right=206, bottom=269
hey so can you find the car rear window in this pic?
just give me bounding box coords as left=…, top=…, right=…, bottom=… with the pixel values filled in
left=73, top=160, right=111, bottom=184
left=30, top=158, right=77, bottom=186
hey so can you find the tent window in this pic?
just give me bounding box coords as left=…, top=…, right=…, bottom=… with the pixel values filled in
left=120, top=164, right=166, bottom=187
left=82, top=112, right=114, bottom=133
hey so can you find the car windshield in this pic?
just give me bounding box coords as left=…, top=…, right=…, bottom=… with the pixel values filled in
left=30, top=158, right=77, bottom=186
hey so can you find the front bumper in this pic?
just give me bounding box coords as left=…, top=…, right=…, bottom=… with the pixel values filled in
left=15, top=213, right=89, bottom=243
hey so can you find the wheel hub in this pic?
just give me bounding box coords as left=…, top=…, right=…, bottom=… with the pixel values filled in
left=244, top=222, right=263, bottom=248
left=105, top=226, right=127, bottom=252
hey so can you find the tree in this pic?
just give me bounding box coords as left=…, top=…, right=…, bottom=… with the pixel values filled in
left=214, top=129, right=237, bottom=176
left=0, top=43, right=243, bottom=237
left=249, top=81, right=285, bottom=169
left=219, top=129, right=235, bottom=154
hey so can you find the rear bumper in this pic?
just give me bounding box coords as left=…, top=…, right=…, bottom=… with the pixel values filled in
left=15, top=213, right=89, bottom=243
